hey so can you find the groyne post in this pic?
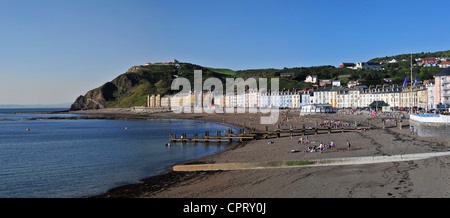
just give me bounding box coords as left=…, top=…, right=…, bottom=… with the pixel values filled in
left=289, top=124, right=293, bottom=139
left=396, top=119, right=402, bottom=129
left=277, top=123, right=281, bottom=138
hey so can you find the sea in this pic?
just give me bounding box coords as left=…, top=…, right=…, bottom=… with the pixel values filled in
left=0, top=108, right=239, bottom=198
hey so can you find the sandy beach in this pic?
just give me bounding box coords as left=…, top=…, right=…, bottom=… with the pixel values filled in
left=90, top=108, right=450, bottom=198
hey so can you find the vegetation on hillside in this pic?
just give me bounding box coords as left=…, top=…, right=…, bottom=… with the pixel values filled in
left=370, top=50, right=450, bottom=63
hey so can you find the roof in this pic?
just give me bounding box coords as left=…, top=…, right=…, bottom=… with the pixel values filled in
left=435, top=66, right=450, bottom=77
left=329, top=87, right=345, bottom=91
left=339, top=63, right=356, bottom=67
left=369, top=101, right=389, bottom=107
left=315, top=87, right=332, bottom=92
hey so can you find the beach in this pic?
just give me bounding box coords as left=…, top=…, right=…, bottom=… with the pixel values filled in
left=91, top=109, right=450, bottom=198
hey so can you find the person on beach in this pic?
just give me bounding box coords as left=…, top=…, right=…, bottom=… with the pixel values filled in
left=331, top=140, right=335, bottom=148
left=347, top=140, right=351, bottom=150
left=304, top=146, right=311, bottom=153
left=298, top=137, right=303, bottom=144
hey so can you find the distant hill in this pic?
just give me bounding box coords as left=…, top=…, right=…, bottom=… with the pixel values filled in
left=369, top=50, right=450, bottom=63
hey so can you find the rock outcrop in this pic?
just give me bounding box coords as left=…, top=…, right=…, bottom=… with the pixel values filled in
left=70, top=66, right=151, bottom=111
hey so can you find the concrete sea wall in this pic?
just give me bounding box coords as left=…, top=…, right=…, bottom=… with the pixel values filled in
left=410, top=119, right=450, bottom=137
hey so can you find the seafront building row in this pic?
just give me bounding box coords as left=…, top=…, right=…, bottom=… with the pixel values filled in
left=147, top=66, right=450, bottom=111
left=154, top=84, right=428, bottom=110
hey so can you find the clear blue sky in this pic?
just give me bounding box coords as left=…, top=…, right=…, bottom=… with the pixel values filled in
left=1, top=0, right=450, bottom=105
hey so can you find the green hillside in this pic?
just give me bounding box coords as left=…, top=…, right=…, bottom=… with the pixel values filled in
left=370, top=50, right=450, bottom=63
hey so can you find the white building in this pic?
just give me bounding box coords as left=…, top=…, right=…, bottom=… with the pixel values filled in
left=332, top=80, right=341, bottom=87
left=355, top=62, right=382, bottom=70
left=301, top=90, right=313, bottom=107
left=305, top=75, right=318, bottom=83
left=247, top=89, right=259, bottom=108
left=388, top=59, right=398, bottom=63
left=313, top=87, right=331, bottom=104
left=259, top=91, right=270, bottom=109
left=236, top=91, right=246, bottom=108
left=300, top=104, right=336, bottom=115
left=359, top=85, right=402, bottom=108
left=426, top=83, right=435, bottom=109
left=439, top=62, right=450, bottom=68
left=269, top=90, right=283, bottom=108
left=292, top=91, right=301, bottom=108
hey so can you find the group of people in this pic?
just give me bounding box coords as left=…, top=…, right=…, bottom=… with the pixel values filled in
left=318, top=119, right=351, bottom=128
left=304, top=140, right=336, bottom=153
left=297, top=136, right=351, bottom=153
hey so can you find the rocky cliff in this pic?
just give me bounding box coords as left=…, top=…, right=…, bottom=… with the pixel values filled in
left=69, top=64, right=176, bottom=111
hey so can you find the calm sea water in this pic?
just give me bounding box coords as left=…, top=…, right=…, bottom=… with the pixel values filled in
left=0, top=108, right=238, bottom=198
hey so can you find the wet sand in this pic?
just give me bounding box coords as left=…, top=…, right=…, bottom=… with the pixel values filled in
left=90, top=109, right=450, bottom=198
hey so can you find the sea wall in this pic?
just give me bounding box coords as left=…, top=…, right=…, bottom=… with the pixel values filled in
left=410, top=114, right=450, bottom=123
left=409, top=120, right=450, bottom=137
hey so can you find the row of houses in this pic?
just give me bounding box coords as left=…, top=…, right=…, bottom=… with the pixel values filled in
left=149, top=66, right=450, bottom=111
left=153, top=84, right=428, bottom=111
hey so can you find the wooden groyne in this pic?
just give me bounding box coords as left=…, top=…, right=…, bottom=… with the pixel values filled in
left=170, top=129, right=256, bottom=143
left=169, top=117, right=407, bottom=143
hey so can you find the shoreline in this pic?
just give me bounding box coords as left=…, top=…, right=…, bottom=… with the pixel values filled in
left=67, top=109, right=252, bottom=198
left=76, top=108, right=450, bottom=198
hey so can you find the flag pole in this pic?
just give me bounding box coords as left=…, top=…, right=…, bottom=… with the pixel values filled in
left=410, top=52, right=413, bottom=114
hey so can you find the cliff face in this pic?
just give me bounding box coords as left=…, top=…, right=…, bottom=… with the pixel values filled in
left=69, top=65, right=169, bottom=111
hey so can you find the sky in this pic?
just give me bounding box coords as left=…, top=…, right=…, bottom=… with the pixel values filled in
left=1, top=0, right=450, bottom=105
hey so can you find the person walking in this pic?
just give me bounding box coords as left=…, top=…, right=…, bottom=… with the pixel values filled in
left=347, top=140, right=351, bottom=150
